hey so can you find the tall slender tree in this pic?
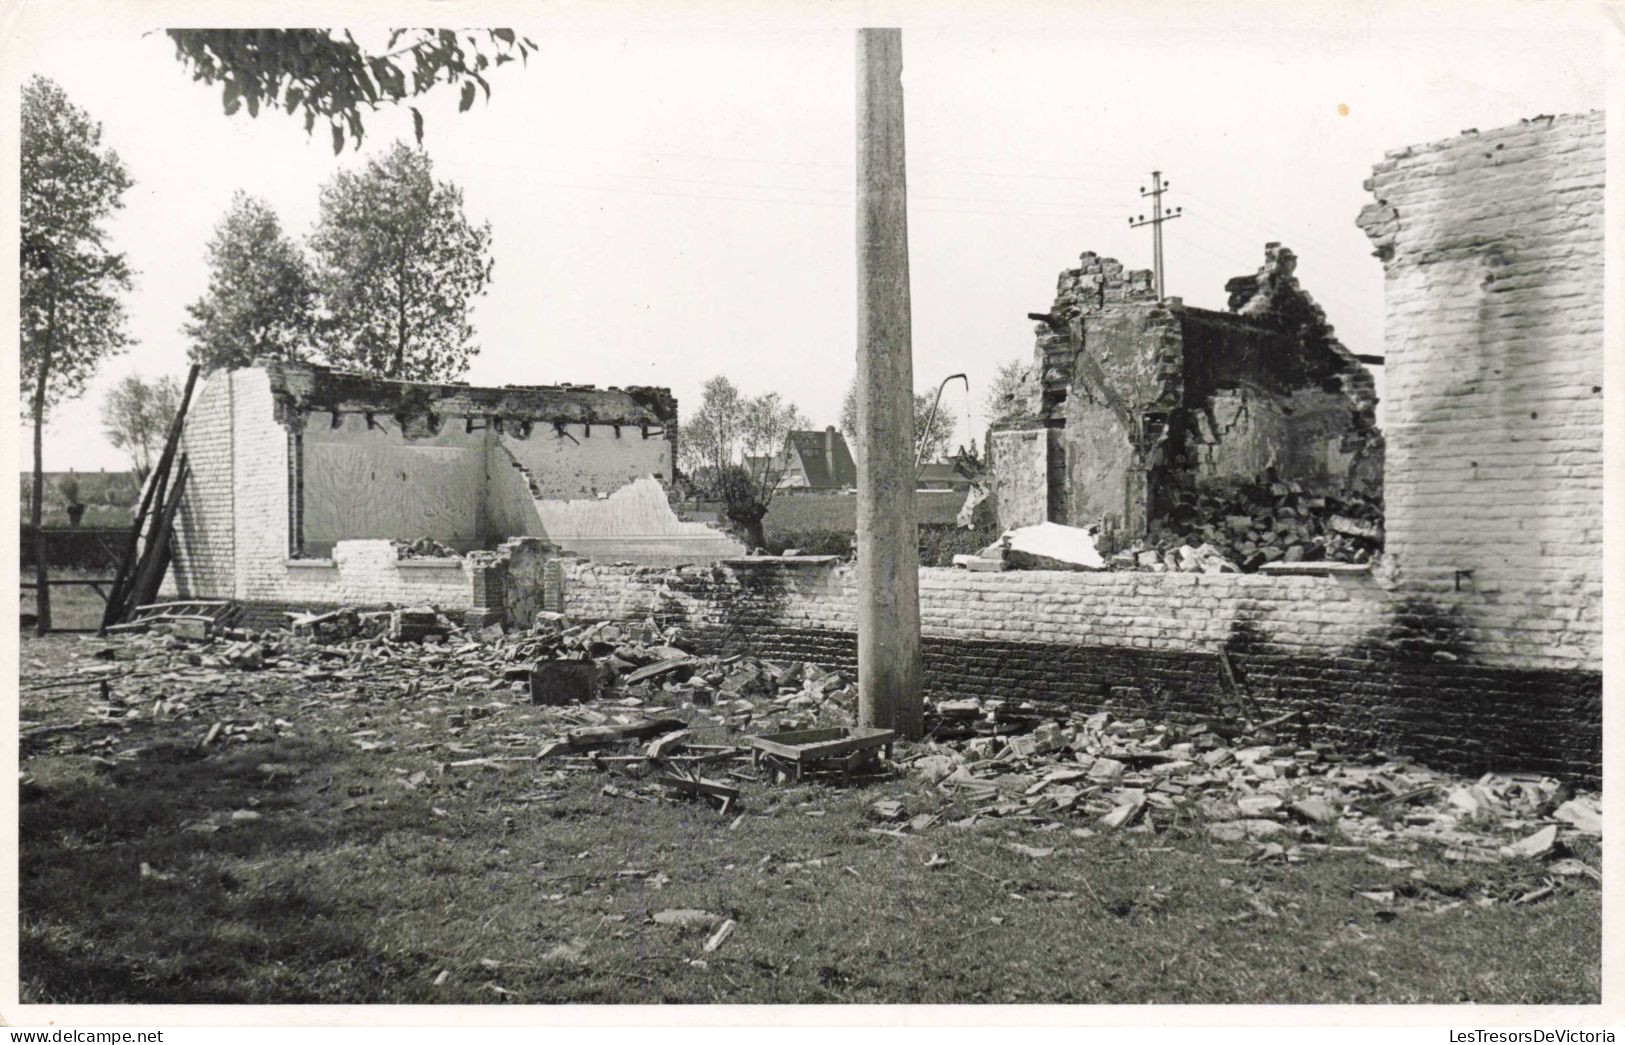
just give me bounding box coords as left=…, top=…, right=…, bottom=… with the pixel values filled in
left=21, top=76, right=135, bottom=634
left=677, top=375, right=744, bottom=478
left=185, top=192, right=316, bottom=371
left=100, top=373, right=183, bottom=480
left=308, top=142, right=493, bottom=380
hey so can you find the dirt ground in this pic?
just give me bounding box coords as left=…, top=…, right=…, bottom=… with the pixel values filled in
left=15, top=629, right=1602, bottom=1005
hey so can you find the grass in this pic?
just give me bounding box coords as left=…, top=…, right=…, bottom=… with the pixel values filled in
left=16, top=634, right=1601, bottom=1005
left=18, top=569, right=114, bottom=632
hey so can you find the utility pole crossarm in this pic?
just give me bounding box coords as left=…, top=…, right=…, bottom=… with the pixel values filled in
left=1127, top=170, right=1184, bottom=300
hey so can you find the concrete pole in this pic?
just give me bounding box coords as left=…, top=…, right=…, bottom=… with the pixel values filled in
left=855, top=27, right=923, bottom=740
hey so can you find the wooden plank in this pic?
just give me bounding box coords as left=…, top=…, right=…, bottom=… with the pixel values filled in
left=103, top=364, right=200, bottom=630
left=119, top=458, right=189, bottom=619
left=749, top=727, right=894, bottom=762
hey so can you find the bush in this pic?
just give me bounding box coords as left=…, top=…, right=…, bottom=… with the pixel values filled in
left=761, top=528, right=854, bottom=558
left=919, top=522, right=1000, bottom=567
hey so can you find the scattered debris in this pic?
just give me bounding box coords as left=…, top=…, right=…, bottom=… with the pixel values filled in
left=703, top=919, right=737, bottom=953
left=30, top=603, right=1601, bottom=916
left=652, top=909, right=724, bottom=931
left=1111, top=478, right=1383, bottom=572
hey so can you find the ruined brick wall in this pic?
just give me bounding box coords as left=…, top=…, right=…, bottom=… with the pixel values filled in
left=498, top=423, right=672, bottom=501
left=171, top=372, right=236, bottom=598
left=169, top=367, right=479, bottom=615
left=563, top=559, right=1599, bottom=781
left=1357, top=111, right=1605, bottom=671
left=988, top=426, right=1050, bottom=528
left=1003, top=248, right=1381, bottom=542
left=300, top=412, right=489, bottom=555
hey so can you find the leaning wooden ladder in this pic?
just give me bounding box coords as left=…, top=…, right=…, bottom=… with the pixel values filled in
left=100, top=365, right=200, bottom=632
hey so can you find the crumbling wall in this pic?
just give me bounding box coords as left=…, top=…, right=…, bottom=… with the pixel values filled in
left=1357, top=111, right=1604, bottom=668
left=483, top=443, right=550, bottom=544
left=171, top=360, right=681, bottom=612
left=563, top=559, right=1600, bottom=781
left=535, top=476, right=747, bottom=565
left=499, top=422, right=672, bottom=501
left=1003, top=246, right=1383, bottom=551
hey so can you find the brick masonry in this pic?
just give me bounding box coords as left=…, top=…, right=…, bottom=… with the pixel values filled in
left=563, top=559, right=1599, bottom=782
left=557, top=112, right=1605, bottom=783
left=170, top=361, right=684, bottom=611
left=1356, top=111, right=1605, bottom=669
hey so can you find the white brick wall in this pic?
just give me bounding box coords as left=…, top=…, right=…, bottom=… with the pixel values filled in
left=1360, top=111, right=1604, bottom=670
left=173, top=366, right=476, bottom=611
left=171, top=371, right=236, bottom=597
left=564, top=561, right=1387, bottom=658
left=271, top=541, right=473, bottom=607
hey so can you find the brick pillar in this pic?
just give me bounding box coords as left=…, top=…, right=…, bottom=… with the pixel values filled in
left=542, top=558, right=566, bottom=614
left=465, top=553, right=507, bottom=628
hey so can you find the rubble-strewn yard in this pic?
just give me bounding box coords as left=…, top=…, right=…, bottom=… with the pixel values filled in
left=17, top=616, right=1601, bottom=1004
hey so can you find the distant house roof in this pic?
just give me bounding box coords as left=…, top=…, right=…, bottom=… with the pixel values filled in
left=780, top=428, right=857, bottom=490
left=917, top=462, right=972, bottom=490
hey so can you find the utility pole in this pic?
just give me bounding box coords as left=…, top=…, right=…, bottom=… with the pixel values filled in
left=855, top=27, right=923, bottom=740
left=1128, top=170, right=1183, bottom=300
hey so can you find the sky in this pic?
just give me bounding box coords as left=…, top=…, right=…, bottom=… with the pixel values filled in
left=4, top=0, right=1608, bottom=472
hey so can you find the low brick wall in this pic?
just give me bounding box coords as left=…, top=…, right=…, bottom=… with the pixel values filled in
left=562, top=560, right=1600, bottom=783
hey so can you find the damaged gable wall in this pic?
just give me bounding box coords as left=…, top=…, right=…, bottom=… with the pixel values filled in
left=992, top=246, right=1383, bottom=549
left=170, top=359, right=690, bottom=615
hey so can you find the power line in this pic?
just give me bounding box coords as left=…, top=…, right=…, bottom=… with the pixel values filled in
left=1127, top=170, right=1182, bottom=299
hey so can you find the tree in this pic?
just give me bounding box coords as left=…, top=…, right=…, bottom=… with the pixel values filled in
left=984, top=357, right=1033, bottom=423
left=729, top=391, right=811, bottom=547
left=21, top=76, right=135, bottom=634
left=680, top=377, right=809, bottom=549
left=308, top=142, right=493, bottom=380
left=101, top=374, right=183, bottom=480
left=185, top=192, right=317, bottom=371
left=678, top=376, right=744, bottom=477
left=166, top=29, right=537, bottom=153
left=839, top=379, right=956, bottom=466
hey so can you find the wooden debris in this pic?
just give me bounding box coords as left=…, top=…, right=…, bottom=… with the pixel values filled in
left=703, top=919, right=737, bottom=953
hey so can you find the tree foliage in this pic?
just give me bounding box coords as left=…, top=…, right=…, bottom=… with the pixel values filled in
left=100, top=374, right=182, bottom=480
left=166, top=29, right=537, bottom=153
left=678, top=376, right=743, bottom=477
left=20, top=76, right=135, bottom=418
left=308, top=142, right=493, bottom=380
left=984, top=357, right=1034, bottom=423
left=838, top=379, right=956, bottom=465
left=679, top=377, right=809, bottom=548
left=184, top=192, right=317, bottom=372
left=21, top=75, right=135, bottom=632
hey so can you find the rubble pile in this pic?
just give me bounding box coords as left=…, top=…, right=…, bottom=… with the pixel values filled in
left=904, top=694, right=1599, bottom=884
left=393, top=538, right=463, bottom=559
left=25, top=609, right=1598, bottom=905
left=34, top=608, right=865, bottom=813
left=1109, top=479, right=1384, bottom=573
